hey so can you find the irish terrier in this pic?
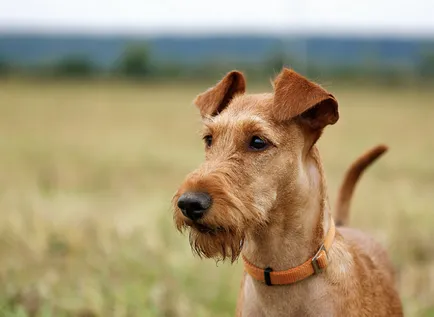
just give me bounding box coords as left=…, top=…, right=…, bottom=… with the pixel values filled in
left=173, top=69, right=403, bottom=316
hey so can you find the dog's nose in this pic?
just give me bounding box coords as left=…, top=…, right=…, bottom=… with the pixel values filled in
left=177, top=192, right=212, bottom=221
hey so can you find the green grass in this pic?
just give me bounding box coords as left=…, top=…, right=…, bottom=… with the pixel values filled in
left=0, top=78, right=433, bottom=316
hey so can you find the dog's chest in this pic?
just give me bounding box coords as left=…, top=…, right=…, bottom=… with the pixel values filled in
left=241, top=275, right=335, bottom=317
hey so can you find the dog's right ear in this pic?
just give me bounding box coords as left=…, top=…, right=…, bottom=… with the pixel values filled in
left=194, top=71, right=246, bottom=117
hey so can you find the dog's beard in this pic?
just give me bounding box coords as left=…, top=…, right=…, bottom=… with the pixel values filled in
left=188, top=226, right=244, bottom=263
left=174, top=214, right=245, bottom=263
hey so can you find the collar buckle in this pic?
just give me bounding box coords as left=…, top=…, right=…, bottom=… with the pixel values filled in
left=311, top=244, right=329, bottom=275
left=264, top=267, right=273, bottom=286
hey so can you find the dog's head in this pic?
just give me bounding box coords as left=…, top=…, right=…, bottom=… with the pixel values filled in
left=173, top=69, right=338, bottom=262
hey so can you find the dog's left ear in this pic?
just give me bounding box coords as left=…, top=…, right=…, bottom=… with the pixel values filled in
left=194, top=71, right=246, bottom=117
left=272, top=68, right=338, bottom=130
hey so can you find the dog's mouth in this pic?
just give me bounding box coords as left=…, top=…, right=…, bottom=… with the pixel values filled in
left=189, top=222, right=225, bottom=235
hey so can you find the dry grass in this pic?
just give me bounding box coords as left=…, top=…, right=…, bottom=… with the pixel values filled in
left=0, top=78, right=433, bottom=316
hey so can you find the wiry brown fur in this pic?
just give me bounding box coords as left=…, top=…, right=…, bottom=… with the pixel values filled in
left=173, top=69, right=403, bottom=316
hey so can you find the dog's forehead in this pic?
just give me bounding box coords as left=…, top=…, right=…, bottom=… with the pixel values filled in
left=204, top=93, right=273, bottom=127
left=230, top=93, right=273, bottom=113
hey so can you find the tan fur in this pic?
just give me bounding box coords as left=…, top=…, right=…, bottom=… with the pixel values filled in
left=334, top=144, right=388, bottom=226
left=173, top=69, right=403, bottom=316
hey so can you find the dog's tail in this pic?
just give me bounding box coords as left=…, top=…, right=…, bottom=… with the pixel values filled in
left=334, top=144, right=388, bottom=227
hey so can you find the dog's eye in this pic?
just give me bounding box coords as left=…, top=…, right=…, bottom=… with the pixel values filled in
left=249, top=136, right=269, bottom=151
left=203, top=135, right=213, bottom=147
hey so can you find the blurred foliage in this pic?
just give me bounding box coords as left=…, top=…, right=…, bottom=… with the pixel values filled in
left=53, top=55, right=95, bottom=77
left=419, top=53, right=434, bottom=79
left=116, top=44, right=152, bottom=78
left=0, top=57, right=10, bottom=76
left=263, top=43, right=295, bottom=77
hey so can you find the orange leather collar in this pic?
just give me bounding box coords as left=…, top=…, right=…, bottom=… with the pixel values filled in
left=242, top=219, right=336, bottom=286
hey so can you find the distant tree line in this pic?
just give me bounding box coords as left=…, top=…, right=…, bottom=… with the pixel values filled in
left=1, top=42, right=434, bottom=86
left=0, top=44, right=155, bottom=79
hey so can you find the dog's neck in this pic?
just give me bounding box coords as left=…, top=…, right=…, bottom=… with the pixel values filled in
left=242, top=147, right=331, bottom=271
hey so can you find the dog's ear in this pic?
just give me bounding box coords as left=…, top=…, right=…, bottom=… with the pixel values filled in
left=194, top=71, right=246, bottom=117
left=272, top=68, right=338, bottom=130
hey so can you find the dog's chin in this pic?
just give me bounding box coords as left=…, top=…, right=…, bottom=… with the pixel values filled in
left=190, top=222, right=225, bottom=234
left=184, top=222, right=244, bottom=263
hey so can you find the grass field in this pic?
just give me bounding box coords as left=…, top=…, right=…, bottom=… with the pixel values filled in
left=0, top=78, right=433, bottom=317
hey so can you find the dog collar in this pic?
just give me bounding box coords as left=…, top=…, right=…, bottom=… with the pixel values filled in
left=242, top=218, right=336, bottom=286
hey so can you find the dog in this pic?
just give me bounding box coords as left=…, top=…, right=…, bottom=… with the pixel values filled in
left=173, top=69, right=403, bottom=316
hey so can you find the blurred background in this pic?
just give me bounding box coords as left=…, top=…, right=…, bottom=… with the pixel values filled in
left=0, top=0, right=433, bottom=316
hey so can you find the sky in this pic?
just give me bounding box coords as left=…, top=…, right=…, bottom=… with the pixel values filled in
left=0, top=0, right=434, bottom=36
